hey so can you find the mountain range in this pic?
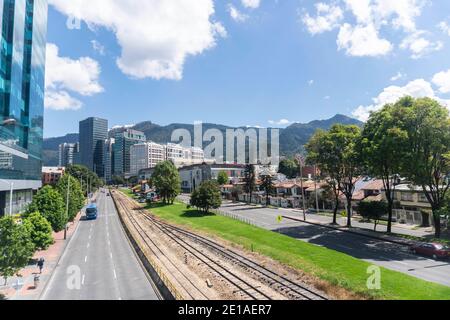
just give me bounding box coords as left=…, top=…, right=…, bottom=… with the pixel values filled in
left=43, top=114, right=362, bottom=166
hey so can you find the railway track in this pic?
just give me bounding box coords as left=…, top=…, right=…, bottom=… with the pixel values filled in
left=116, top=191, right=328, bottom=300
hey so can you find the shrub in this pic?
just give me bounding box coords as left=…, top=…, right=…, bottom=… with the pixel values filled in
left=23, top=212, right=54, bottom=251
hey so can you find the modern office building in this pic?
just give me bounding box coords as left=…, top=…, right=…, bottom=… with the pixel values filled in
left=58, top=142, right=80, bottom=167
left=113, top=129, right=146, bottom=178
left=130, top=142, right=165, bottom=176
left=103, top=138, right=115, bottom=183
left=79, top=117, right=108, bottom=178
left=0, top=0, right=48, bottom=216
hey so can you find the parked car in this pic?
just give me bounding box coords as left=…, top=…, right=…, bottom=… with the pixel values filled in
left=410, top=243, right=450, bottom=260
left=138, top=198, right=146, bottom=204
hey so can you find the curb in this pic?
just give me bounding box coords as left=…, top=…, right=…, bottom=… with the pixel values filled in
left=281, top=215, right=417, bottom=247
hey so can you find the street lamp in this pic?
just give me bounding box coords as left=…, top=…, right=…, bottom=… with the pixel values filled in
left=0, top=179, right=14, bottom=217
left=295, top=154, right=307, bottom=221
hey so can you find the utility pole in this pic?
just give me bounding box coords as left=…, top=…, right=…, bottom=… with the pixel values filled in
left=64, top=176, right=70, bottom=240
left=314, top=164, right=319, bottom=213
left=296, top=154, right=306, bottom=221
left=9, top=182, right=13, bottom=216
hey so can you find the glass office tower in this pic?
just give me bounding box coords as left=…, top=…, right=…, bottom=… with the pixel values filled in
left=0, top=0, right=48, bottom=216
left=79, top=117, right=108, bottom=179
left=113, top=129, right=146, bottom=178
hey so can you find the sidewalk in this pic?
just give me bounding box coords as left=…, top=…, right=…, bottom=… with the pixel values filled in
left=0, top=212, right=82, bottom=300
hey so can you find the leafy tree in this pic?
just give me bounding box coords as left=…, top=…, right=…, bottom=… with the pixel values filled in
left=26, top=186, right=67, bottom=232
left=190, top=180, right=222, bottom=214
left=23, top=212, right=54, bottom=250
left=397, top=97, right=450, bottom=238
left=55, top=174, right=85, bottom=222
left=357, top=201, right=388, bottom=231
left=217, top=171, right=229, bottom=186
left=65, top=164, right=103, bottom=194
left=231, top=185, right=243, bottom=201
left=260, top=173, right=274, bottom=206
left=361, top=104, right=408, bottom=233
left=152, top=161, right=181, bottom=204
left=0, top=217, right=35, bottom=285
left=243, top=164, right=256, bottom=204
left=278, top=158, right=299, bottom=179
left=112, top=175, right=126, bottom=186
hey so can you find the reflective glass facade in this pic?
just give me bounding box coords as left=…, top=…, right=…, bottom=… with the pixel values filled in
left=0, top=0, right=47, bottom=181
left=79, top=117, right=108, bottom=178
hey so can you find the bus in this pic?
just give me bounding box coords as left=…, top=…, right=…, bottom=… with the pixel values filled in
left=85, top=204, right=98, bottom=220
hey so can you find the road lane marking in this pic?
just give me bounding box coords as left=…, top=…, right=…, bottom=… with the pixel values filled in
left=85, top=256, right=88, bottom=263
left=87, top=243, right=90, bottom=249
left=82, top=275, right=85, bottom=285
left=110, top=252, right=113, bottom=259
left=113, top=269, right=117, bottom=280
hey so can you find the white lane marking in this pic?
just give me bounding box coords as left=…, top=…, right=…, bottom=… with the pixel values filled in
left=110, top=252, right=113, bottom=259
left=87, top=243, right=90, bottom=249
left=113, top=269, right=117, bottom=280
left=84, top=256, right=88, bottom=263
left=82, top=275, right=85, bottom=285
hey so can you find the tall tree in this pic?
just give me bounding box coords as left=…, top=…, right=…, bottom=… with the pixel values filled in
left=260, top=173, right=275, bottom=206
left=23, top=212, right=54, bottom=250
left=55, top=174, right=85, bottom=222
left=361, top=104, right=407, bottom=233
left=243, top=164, right=256, bottom=204
left=26, top=186, right=67, bottom=232
left=152, top=161, right=181, bottom=204
left=397, top=97, right=450, bottom=238
left=0, top=217, right=35, bottom=285
left=306, top=125, right=361, bottom=227
left=66, top=164, right=103, bottom=195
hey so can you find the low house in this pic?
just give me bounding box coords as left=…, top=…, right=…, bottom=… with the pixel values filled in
left=392, top=184, right=433, bottom=225
left=42, top=167, right=65, bottom=185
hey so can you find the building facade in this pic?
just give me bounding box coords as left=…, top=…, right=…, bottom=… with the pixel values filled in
left=113, top=129, right=146, bottom=178
left=42, top=166, right=65, bottom=185
left=58, top=142, right=80, bottom=167
left=0, top=0, right=48, bottom=216
left=103, top=138, right=115, bottom=183
left=130, top=142, right=165, bottom=176
left=79, top=117, right=108, bottom=178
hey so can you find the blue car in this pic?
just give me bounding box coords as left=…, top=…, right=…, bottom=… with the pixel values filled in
left=86, top=204, right=98, bottom=220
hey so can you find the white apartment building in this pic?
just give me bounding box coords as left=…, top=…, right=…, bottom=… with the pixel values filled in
left=131, top=142, right=206, bottom=177
left=130, top=142, right=165, bottom=176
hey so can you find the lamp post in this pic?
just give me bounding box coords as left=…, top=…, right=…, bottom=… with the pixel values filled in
left=64, top=176, right=70, bottom=240
left=295, top=154, right=306, bottom=221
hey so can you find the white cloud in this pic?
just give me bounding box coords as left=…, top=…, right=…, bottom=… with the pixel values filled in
left=439, top=21, right=450, bottom=36
left=241, top=0, right=260, bottom=9
left=302, top=3, right=344, bottom=35
left=268, top=119, right=292, bottom=126
left=352, top=78, right=450, bottom=121
left=308, top=80, right=314, bottom=86
left=391, top=72, right=406, bottom=81
left=228, top=4, right=249, bottom=22
left=432, top=69, right=450, bottom=94
left=337, top=23, right=392, bottom=57
left=45, top=43, right=103, bottom=111
left=302, top=0, right=434, bottom=58
left=91, top=40, right=106, bottom=55
left=400, top=31, right=443, bottom=59
left=49, top=0, right=224, bottom=81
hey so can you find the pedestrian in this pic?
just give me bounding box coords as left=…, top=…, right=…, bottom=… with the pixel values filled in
left=37, top=258, right=45, bottom=274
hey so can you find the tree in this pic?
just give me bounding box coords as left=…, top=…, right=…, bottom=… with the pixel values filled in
left=190, top=180, right=222, bottom=214
left=306, top=125, right=361, bottom=227
left=278, top=158, right=299, bottom=179
left=397, top=97, right=450, bottom=238
left=26, top=186, right=67, bottom=232
left=231, top=185, right=243, bottom=201
left=152, top=161, right=181, bottom=204
left=260, top=173, right=274, bottom=206
left=23, top=212, right=54, bottom=250
left=357, top=201, right=388, bottom=231
left=112, top=175, right=126, bottom=186
left=217, top=171, right=229, bottom=186
left=243, top=164, right=256, bottom=204
left=55, top=174, right=85, bottom=222
left=0, top=217, right=35, bottom=285
left=361, top=104, right=408, bottom=233
left=65, top=164, right=103, bottom=194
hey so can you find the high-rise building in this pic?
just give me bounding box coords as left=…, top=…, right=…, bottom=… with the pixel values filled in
left=130, top=142, right=165, bottom=176
left=0, top=0, right=48, bottom=216
left=113, top=129, right=146, bottom=177
left=79, top=117, right=108, bottom=178
left=103, top=138, right=115, bottom=183
left=58, top=142, right=80, bottom=167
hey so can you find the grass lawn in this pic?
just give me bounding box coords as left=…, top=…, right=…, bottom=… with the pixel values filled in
left=121, top=192, right=450, bottom=300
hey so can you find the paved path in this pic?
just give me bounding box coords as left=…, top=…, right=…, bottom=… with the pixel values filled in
left=40, top=189, right=160, bottom=300
left=217, top=201, right=450, bottom=287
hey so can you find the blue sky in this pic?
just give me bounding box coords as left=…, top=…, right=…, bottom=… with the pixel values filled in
left=44, top=0, right=450, bottom=137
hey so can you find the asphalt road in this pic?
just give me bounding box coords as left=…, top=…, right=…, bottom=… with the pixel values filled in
left=217, top=201, right=450, bottom=287
left=40, top=190, right=160, bottom=300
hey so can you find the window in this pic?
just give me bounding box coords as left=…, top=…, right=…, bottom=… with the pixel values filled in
left=400, top=192, right=414, bottom=202
left=418, top=193, right=429, bottom=203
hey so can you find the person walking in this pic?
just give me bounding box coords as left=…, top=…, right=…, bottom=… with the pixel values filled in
left=37, top=258, right=45, bottom=274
